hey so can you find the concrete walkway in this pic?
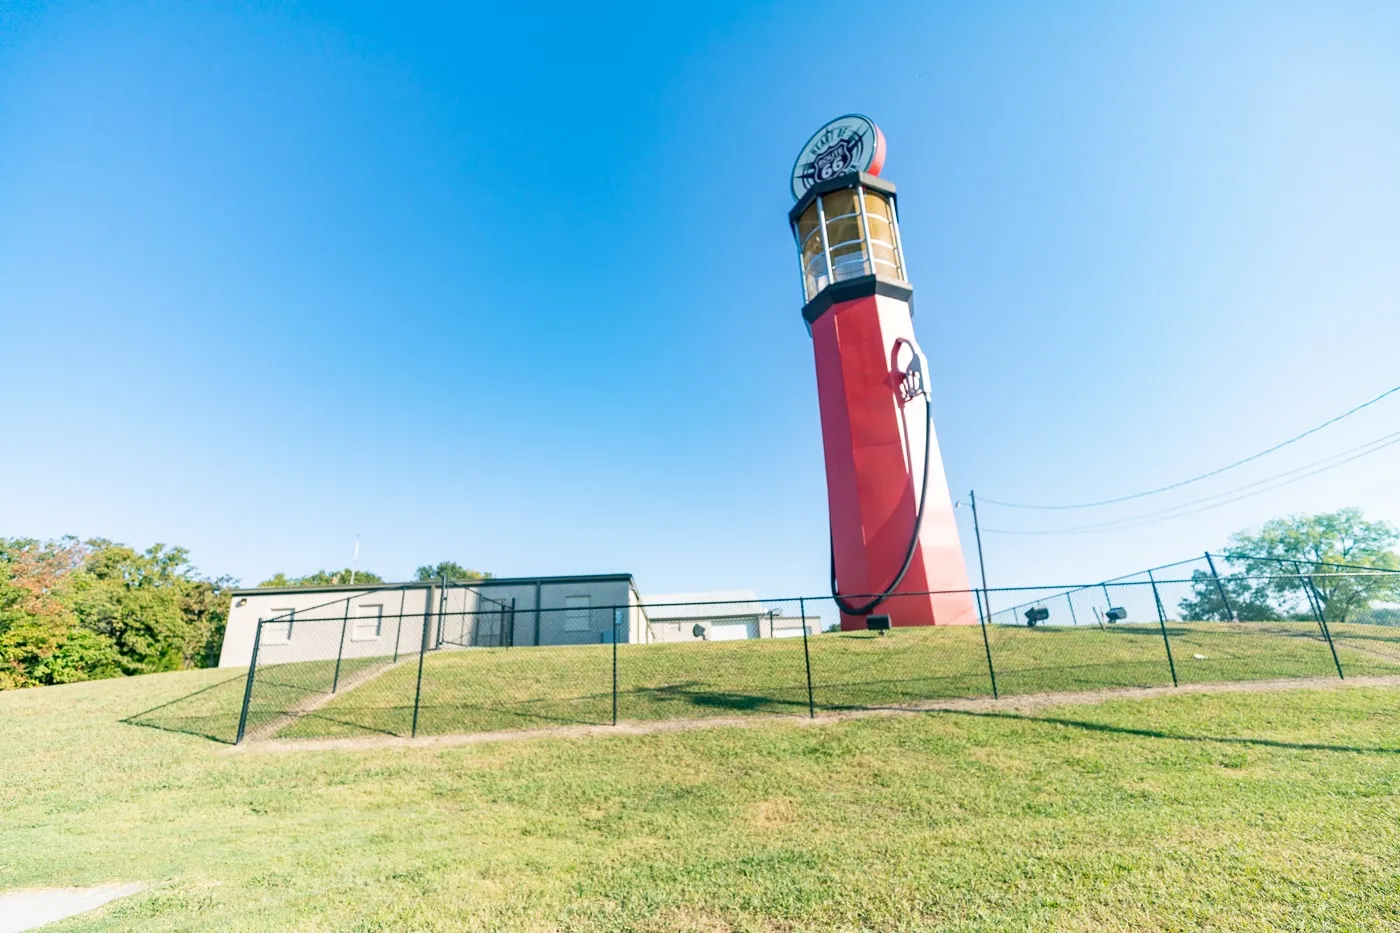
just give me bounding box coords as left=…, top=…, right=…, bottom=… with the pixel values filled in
left=0, top=884, right=147, bottom=932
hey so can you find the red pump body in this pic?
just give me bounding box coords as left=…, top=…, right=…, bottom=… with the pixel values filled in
left=811, top=290, right=978, bottom=631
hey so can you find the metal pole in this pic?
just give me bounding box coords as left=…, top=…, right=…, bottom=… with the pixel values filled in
left=968, top=490, right=992, bottom=615
left=393, top=585, right=407, bottom=663
left=1148, top=570, right=1178, bottom=687
left=411, top=587, right=432, bottom=738
left=612, top=608, right=621, bottom=726
left=235, top=620, right=265, bottom=744
left=1065, top=591, right=1079, bottom=626
left=1306, top=573, right=1345, bottom=680
left=1292, top=561, right=1322, bottom=628
left=968, top=491, right=999, bottom=699
left=331, top=597, right=351, bottom=693
left=800, top=597, right=815, bottom=718
left=533, top=579, right=542, bottom=647
left=1204, top=552, right=1236, bottom=622
left=436, top=574, right=448, bottom=649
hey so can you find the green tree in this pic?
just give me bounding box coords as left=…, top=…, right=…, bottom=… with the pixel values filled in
left=1176, top=569, right=1277, bottom=621
left=0, top=537, right=119, bottom=688
left=415, top=562, right=491, bottom=582
left=66, top=541, right=234, bottom=675
left=1186, top=510, right=1400, bottom=623
left=0, top=537, right=226, bottom=688
left=257, top=569, right=385, bottom=587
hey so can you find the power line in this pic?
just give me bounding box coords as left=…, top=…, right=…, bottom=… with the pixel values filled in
left=983, top=431, right=1400, bottom=536
left=980, top=383, right=1400, bottom=510
left=985, top=430, right=1400, bottom=534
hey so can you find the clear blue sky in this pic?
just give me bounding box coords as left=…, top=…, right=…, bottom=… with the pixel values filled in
left=3, top=0, right=1398, bottom=597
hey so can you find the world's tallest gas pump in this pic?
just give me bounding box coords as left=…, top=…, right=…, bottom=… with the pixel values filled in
left=790, top=115, right=978, bottom=631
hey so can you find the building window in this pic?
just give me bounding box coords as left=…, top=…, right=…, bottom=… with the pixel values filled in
left=564, top=595, right=591, bottom=632
left=262, top=609, right=295, bottom=645
left=352, top=604, right=383, bottom=642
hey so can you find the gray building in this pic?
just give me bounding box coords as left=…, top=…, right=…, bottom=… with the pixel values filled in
left=217, top=575, right=819, bottom=669
left=217, top=574, right=646, bottom=669
left=645, top=590, right=818, bottom=642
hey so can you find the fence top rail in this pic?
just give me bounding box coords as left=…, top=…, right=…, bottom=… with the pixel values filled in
left=1213, top=552, right=1400, bottom=575
left=247, top=571, right=1398, bottom=629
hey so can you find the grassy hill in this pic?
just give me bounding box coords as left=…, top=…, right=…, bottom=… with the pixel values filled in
left=143, top=620, right=1400, bottom=744
left=3, top=662, right=1400, bottom=930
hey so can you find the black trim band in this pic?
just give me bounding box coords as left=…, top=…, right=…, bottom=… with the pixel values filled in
left=801, top=275, right=914, bottom=326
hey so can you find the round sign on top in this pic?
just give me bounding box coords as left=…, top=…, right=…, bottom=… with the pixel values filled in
left=791, top=114, right=887, bottom=200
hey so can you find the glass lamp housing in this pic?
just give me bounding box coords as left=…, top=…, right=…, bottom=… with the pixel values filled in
left=792, top=180, right=906, bottom=303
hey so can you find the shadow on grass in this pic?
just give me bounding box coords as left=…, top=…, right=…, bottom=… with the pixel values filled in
left=627, top=681, right=810, bottom=714
left=121, top=673, right=248, bottom=745
left=939, top=708, right=1400, bottom=756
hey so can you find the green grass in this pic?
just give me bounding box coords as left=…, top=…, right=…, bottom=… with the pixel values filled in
left=225, top=621, right=1400, bottom=741
left=3, top=667, right=1400, bottom=930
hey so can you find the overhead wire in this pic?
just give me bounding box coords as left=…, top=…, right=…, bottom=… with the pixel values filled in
left=979, top=383, right=1400, bottom=510
left=983, top=431, right=1400, bottom=536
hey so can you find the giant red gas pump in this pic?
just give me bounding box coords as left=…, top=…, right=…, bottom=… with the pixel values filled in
left=789, top=115, right=978, bottom=631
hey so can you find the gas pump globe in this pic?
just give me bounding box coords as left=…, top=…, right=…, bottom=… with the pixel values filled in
left=789, top=115, right=977, bottom=631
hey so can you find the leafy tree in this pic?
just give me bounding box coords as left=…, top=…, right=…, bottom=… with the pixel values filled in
left=66, top=541, right=234, bottom=674
left=0, top=537, right=227, bottom=688
left=257, top=568, right=384, bottom=588
left=1176, top=570, right=1277, bottom=621
left=415, top=562, right=491, bottom=582
left=1183, top=509, right=1400, bottom=623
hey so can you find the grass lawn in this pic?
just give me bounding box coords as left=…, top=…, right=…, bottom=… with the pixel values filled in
left=3, top=669, right=1400, bottom=930
left=176, top=621, right=1400, bottom=742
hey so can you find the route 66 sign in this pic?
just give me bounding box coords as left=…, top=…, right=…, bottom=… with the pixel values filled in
left=791, top=114, right=887, bottom=200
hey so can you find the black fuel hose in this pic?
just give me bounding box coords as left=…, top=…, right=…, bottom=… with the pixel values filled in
left=829, top=388, right=934, bottom=617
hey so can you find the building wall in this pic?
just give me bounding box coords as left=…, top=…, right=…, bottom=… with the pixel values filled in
left=217, top=575, right=645, bottom=669
left=217, top=584, right=438, bottom=669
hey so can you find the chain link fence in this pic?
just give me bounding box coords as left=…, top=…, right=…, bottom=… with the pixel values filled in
left=131, top=559, right=1398, bottom=745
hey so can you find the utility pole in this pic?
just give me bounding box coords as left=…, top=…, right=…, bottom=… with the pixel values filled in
left=969, top=490, right=992, bottom=616
left=968, top=489, right=999, bottom=699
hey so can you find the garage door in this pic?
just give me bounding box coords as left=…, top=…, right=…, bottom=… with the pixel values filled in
left=708, top=620, right=758, bottom=641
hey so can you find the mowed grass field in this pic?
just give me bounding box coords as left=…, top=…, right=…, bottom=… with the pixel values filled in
left=3, top=667, right=1400, bottom=931
left=159, top=620, right=1400, bottom=743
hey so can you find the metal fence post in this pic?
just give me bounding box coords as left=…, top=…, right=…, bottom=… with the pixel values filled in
left=436, top=574, right=448, bottom=649
left=977, top=588, right=999, bottom=699
left=331, top=597, right=351, bottom=693
left=235, top=620, right=264, bottom=744
left=1148, top=570, right=1178, bottom=687
left=411, top=587, right=432, bottom=738
left=1204, top=552, right=1236, bottom=621
left=393, top=585, right=407, bottom=663
left=1305, top=573, right=1345, bottom=680
left=799, top=597, right=815, bottom=718
left=612, top=608, right=621, bottom=726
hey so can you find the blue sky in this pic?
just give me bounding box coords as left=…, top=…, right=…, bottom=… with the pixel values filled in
left=2, top=0, right=1398, bottom=597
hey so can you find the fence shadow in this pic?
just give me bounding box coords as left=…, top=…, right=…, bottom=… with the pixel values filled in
left=938, top=708, right=1400, bottom=756
left=122, top=673, right=248, bottom=745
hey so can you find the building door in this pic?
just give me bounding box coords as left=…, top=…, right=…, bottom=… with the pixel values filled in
left=708, top=620, right=758, bottom=641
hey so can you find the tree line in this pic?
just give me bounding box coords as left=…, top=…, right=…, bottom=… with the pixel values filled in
left=4, top=509, right=1396, bottom=691
left=0, top=538, right=489, bottom=691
